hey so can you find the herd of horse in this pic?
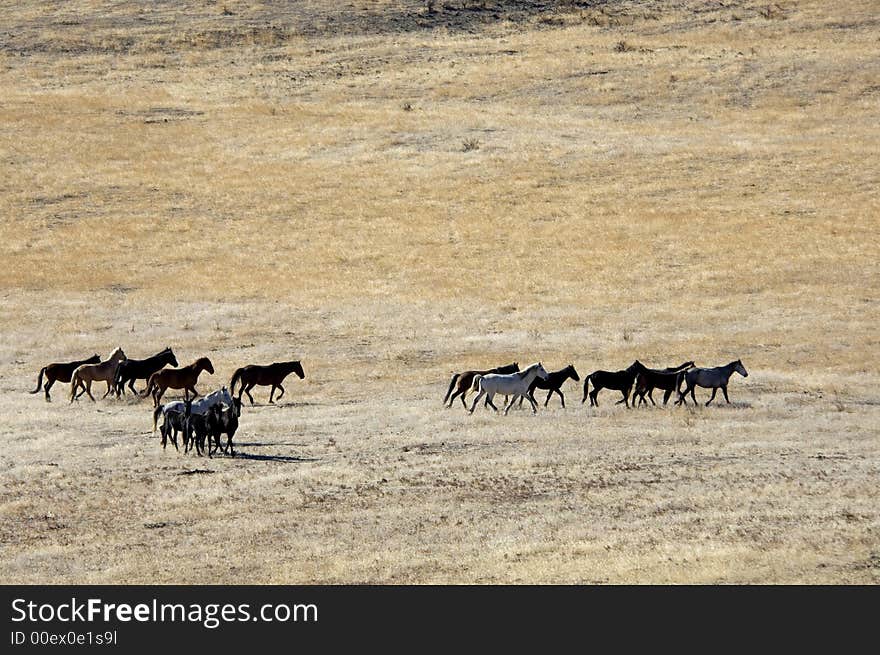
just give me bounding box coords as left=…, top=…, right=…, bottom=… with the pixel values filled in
left=444, top=359, right=749, bottom=413
left=29, top=347, right=307, bottom=458
left=29, top=348, right=749, bottom=455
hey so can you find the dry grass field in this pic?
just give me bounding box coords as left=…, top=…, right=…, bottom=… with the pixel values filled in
left=1, top=0, right=878, bottom=583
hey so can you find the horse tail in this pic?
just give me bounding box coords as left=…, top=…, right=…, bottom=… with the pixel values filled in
left=30, top=367, right=46, bottom=393
left=152, top=405, right=164, bottom=432
left=229, top=368, right=244, bottom=395
left=673, top=371, right=688, bottom=404
left=141, top=374, right=156, bottom=398
left=443, top=373, right=460, bottom=404
left=69, top=370, right=80, bottom=402
left=471, top=374, right=483, bottom=392
left=582, top=374, right=591, bottom=403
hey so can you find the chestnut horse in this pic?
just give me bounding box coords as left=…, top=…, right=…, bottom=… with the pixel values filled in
left=69, top=347, right=127, bottom=402
left=229, top=360, right=305, bottom=404
left=142, top=357, right=214, bottom=407
left=30, top=353, right=100, bottom=401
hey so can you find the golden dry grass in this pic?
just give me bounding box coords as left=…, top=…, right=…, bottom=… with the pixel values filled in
left=0, top=0, right=878, bottom=583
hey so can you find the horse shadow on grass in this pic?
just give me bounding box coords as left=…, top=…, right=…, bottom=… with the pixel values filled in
left=231, top=452, right=319, bottom=464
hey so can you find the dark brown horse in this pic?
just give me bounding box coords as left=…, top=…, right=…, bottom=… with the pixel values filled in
left=30, top=353, right=100, bottom=401
left=142, top=357, right=214, bottom=407
left=632, top=361, right=695, bottom=407
left=229, top=360, right=305, bottom=404
left=443, top=362, right=519, bottom=409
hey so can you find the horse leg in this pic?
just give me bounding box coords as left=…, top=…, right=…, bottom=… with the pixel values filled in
left=72, top=380, right=86, bottom=401
left=706, top=387, right=718, bottom=406
left=447, top=388, right=461, bottom=408
left=722, top=385, right=731, bottom=403
left=102, top=381, right=114, bottom=398
left=526, top=393, right=539, bottom=414
left=690, top=384, right=697, bottom=405
left=469, top=390, right=486, bottom=414
left=85, top=381, right=96, bottom=402
left=275, top=384, right=285, bottom=401
left=590, top=388, right=599, bottom=407
left=459, top=390, right=470, bottom=409
left=663, top=389, right=673, bottom=406
left=44, top=379, right=54, bottom=402
left=128, top=380, right=137, bottom=396
left=268, top=386, right=276, bottom=404
left=189, top=386, right=200, bottom=398
left=556, top=389, right=566, bottom=408
left=544, top=389, right=553, bottom=407
left=485, top=393, right=499, bottom=412
left=503, top=394, right=519, bottom=415
left=153, top=387, right=165, bottom=407
left=648, top=389, right=657, bottom=406
left=245, top=384, right=256, bottom=405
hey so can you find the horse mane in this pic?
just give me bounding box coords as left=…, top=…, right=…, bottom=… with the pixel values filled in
left=517, top=362, right=542, bottom=378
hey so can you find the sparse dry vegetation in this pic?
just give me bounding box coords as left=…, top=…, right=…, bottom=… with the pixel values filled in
left=1, top=0, right=878, bottom=583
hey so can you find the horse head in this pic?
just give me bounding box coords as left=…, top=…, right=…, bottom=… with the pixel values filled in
left=108, top=347, right=126, bottom=362
left=292, top=360, right=305, bottom=379
left=535, top=362, right=549, bottom=380
left=735, top=360, right=748, bottom=377
left=567, top=364, right=580, bottom=382
left=197, top=357, right=215, bottom=375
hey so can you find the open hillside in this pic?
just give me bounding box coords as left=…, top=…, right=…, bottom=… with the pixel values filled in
left=0, top=0, right=878, bottom=583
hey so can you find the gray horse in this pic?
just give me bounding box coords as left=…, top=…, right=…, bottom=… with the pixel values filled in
left=675, top=360, right=748, bottom=406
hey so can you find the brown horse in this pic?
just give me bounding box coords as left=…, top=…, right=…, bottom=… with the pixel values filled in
left=229, top=360, right=305, bottom=404
left=69, top=347, right=127, bottom=403
left=142, top=357, right=214, bottom=407
left=30, top=353, right=100, bottom=401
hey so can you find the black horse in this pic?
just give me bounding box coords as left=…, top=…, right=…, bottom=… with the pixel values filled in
left=518, top=364, right=580, bottom=408
left=30, top=353, right=101, bottom=402
left=184, top=405, right=220, bottom=456
left=158, top=397, right=191, bottom=452
left=582, top=361, right=643, bottom=408
left=114, top=347, right=178, bottom=397
left=632, top=361, right=695, bottom=407
left=206, top=399, right=241, bottom=457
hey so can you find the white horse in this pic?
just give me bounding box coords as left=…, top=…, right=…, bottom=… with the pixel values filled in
left=152, top=386, right=234, bottom=432
left=469, top=362, right=549, bottom=415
